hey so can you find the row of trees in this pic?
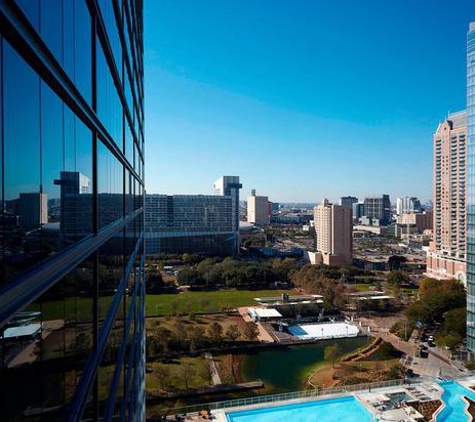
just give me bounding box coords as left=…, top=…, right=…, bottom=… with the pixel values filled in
left=147, top=320, right=259, bottom=359
left=177, top=257, right=301, bottom=289
left=290, top=265, right=347, bottom=311
left=406, top=278, right=466, bottom=324
left=435, top=307, right=466, bottom=350
left=405, top=278, right=466, bottom=349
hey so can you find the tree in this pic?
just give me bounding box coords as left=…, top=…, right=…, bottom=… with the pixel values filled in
left=156, top=327, right=170, bottom=354
left=199, top=360, right=214, bottom=385
left=155, top=364, right=170, bottom=391
left=436, top=334, right=463, bottom=350
left=225, top=324, right=240, bottom=342
left=324, top=344, right=342, bottom=368
left=386, top=364, right=402, bottom=380
left=386, top=271, right=407, bottom=285
left=406, top=278, right=466, bottom=324
left=443, top=307, right=466, bottom=338
left=243, top=321, right=259, bottom=341
left=186, top=326, right=205, bottom=352
left=208, top=322, right=223, bottom=344
left=182, top=253, right=193, bottom=264
left=388, top=256, right=407, bottom=271
left=179, top=362, right=195, bottom=390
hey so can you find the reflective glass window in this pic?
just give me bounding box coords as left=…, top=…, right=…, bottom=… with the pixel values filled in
left=63, top=0, right=92, bottom=104
left=98, top=232, right=124, bottom=325
left=2, top=41, right=41, bottom=285
left=15, top=0, right=40, bottom=30
left=98, top=141, right=124, bottom=229
left=40, top=0, right=63, bottom=62
left=0, top=256, right=95, bottom=421
left=97, top=37, right=123, bottom=148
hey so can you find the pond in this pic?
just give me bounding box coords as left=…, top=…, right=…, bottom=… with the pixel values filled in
left=239, top=337, right=371, bottom=393
left=147, top=336, right=371, bottom=416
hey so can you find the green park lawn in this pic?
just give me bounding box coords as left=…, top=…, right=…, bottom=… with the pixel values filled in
left=29, top=289, right=296, bottom=320
left=145, top=289, right=296, bottom=316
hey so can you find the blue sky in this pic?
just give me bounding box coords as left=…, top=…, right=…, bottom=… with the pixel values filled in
left=144, top=0, right=475, bottom=203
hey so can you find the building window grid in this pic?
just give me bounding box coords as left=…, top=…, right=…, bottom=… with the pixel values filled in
left=0, top=1, right=145, bottom=421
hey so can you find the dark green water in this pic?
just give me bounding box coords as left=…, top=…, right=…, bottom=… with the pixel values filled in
left=148, top=337, right=371, bottom=415
left=240, top=337, right=371, bottom=393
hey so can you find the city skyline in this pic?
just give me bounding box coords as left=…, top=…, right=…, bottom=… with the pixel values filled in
left=144, top=0, right=474, bottom=202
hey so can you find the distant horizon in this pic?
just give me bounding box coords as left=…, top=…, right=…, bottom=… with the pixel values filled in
left=144, top=0, right=475, bottom=203
left=146, top=181, right=433, bottom=205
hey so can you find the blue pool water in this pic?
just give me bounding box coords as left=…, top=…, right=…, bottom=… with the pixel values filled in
left=226, top=396, right=374, bottom=422
left=437, top=380, right=475, bottom=421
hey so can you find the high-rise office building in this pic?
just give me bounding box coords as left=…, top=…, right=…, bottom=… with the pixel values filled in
left=467, top=21, right=475, bottom=354
left=247, top=190, right=270, bottom=226
left=352, top=202, right=365, bottom=220
left=0, top=2, right=145, bottom=421
left=363, top=195, right=391, bottom=225
left=426, top=111, right=467, bottom=283
left=314, top=199, right=352, bottom=266
left=213, top=176, right=242, bottom=232
left=340, top=196, right=358, bottom=209
left=396, top=196, right=421, bottom=216
left=145, top=176, right=242, bottom=256
left=396, top=211, right=433, bottom=233
left=19, top=192, right=48, bottom=230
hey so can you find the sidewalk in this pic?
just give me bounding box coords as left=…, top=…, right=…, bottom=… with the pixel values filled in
left=204, top=352, right=222, bottom=385
left=236, top=307, right=275, bottom=343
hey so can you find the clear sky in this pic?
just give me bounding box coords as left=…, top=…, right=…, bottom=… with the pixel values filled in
left=144, top=0, right=475, bottom=203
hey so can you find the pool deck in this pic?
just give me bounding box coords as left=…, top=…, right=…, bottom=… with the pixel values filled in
left=208, top=377, right=475, bottom=422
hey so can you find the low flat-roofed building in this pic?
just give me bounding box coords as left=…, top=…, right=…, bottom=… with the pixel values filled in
left=247, top=307, right=282, bottom=323
left=254, top=293, right=324, bottom=307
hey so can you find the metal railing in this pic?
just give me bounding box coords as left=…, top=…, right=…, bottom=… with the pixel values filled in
left=155, top=378, right=410, bottom=417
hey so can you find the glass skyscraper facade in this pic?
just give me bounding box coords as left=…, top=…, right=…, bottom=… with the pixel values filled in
left=0, top=1, right=145, bottom=421
left=467, top=21, right=475, bottom=353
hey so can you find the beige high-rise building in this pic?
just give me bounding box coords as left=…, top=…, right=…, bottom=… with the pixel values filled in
left=314, top=199, right=352, bottom=266
left=247, top=190, right=269, bottom=226
left=426, top=111, right=467, bottom=284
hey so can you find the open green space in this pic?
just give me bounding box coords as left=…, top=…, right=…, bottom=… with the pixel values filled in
left=29, top=289, right=296, bottom=322
left=147, top=356, right=210, bottom=392
left=145, top=289, right=296, bottom=316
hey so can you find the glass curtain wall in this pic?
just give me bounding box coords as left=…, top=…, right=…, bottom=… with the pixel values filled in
left=0, top=0, right=145, bottom=421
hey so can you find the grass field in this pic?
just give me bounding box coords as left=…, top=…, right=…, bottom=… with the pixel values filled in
left=147, top=356, right=210, bottom=392
left=32, top=289, right=296, bottom=321
left=145, top=289, right=296, bottom=316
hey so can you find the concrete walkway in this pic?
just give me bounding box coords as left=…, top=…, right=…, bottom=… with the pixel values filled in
left=236, top=307, right=275, bottom=343
left=204, top=352, right=222, bottom=385
left=358, top=316, right=461, bottom=378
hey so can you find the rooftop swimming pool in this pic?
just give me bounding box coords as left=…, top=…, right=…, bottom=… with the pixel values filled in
left=437, top=380, right=475, bottom=421
left=226, top=396, right=374, bottom=422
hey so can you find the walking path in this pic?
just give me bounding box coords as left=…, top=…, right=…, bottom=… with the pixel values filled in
left=236, top=307, right=275, bottom=343
left=204, top=352, right=222, bottom=385
left=358, top=317, right=461, bottom=378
